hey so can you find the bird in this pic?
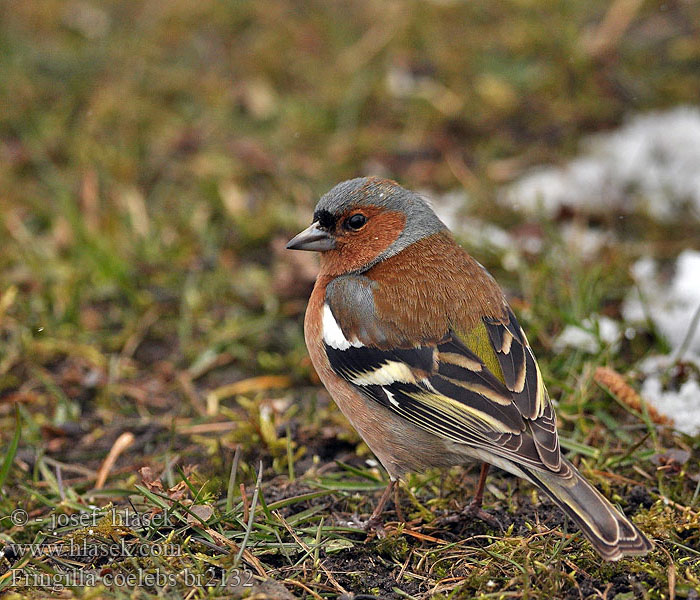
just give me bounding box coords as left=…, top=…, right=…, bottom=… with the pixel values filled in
left=286, top=176, right=653, bottom=561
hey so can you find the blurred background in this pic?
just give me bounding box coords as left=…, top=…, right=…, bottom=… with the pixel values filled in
left=1, top=1, right=700, bottom=596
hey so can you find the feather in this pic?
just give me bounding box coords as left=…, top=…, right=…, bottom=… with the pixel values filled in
left=324, top=275, right=566, bottom=473
left=483, top=308, right=560, bottom=470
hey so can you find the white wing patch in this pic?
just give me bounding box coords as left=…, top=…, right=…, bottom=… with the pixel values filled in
left=421, top=378, right=438, bottom=393
left=322, top=304, right=363, bottom=350
left=384, top=388, right=400, bottom=408
left=349, top=361, right=417, bottom=386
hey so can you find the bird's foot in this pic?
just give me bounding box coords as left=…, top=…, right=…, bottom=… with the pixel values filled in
left=462, top=501, right=502, bottom=530
left=349, top=479, right=398, bottom=540
left=350, top=514, right=387, bottom=539
left=364, top=514, right=387, bottom=539
left=436, top=500, right=502, bottom=530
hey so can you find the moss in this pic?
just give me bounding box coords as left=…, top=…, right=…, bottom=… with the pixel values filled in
left=1, top=1, right=699, bottom=598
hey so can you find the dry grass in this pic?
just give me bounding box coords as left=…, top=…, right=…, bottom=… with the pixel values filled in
left=1, top=1, right=700, bottom=598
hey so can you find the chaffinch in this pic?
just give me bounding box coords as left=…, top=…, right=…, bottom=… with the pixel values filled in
left=287, top=177, right=652, bottom=561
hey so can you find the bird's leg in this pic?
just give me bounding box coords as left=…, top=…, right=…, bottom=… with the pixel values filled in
left=438, top=462, right=501, bottom=529
left=462, top=463, right=500, bottom=527
left=465, top=462, right=489, bottom=513
left=364, top=478, right=396, bottom=534
left=393, top=480, right=405, bottom=523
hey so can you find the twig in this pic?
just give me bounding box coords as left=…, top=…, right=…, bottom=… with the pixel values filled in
left=95, top=432, right=135, bottom=490
left=658, top=546, right=676, bottom=600
left=41, top=456, right=97, bottom=479
left=582, top=0, right=643, bottom=58
left=175, top=371, right=207, bottom=416
left=632, top=465, right=655, bottom=481
left=206, top=375, right=292, bottom=416
left=286, top=423, right=295, bottom=482
left=240, top=483, right=250, bottom=524
left=384, top=525, right=450, bottom=545
left=445, top=150, right=479, bottom=191
left=283, top=578, right=324, bottom=600
left=121, top=306, right=160, bottom=359
left=397, top=550, right=413, bottom=582
left=177, top=421, right=237, bottom=434
left=658, top=494, right=699, bottom=518
left=337, top=4, right=403, bottom=72
left=55, top=463, right=64, bottom=501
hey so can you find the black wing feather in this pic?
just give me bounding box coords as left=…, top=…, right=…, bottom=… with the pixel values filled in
left=323, top=276, right=563, bottom=474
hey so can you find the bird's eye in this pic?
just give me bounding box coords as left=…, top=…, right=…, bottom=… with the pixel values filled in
left=345, top=213, right=367, bottom=230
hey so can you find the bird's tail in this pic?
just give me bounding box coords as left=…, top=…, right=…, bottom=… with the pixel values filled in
left=523, top=459, right=653, bottom=561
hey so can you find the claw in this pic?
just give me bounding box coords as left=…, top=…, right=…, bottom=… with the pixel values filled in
left=350, top=479, right=399, bottom=539
left=364, top=514, right=387, bottom=539
left=435, top=503, right=502, bottom=530
left=435, top=462, right=503, bottom=530
left=463, top=501, right=503, bottom=530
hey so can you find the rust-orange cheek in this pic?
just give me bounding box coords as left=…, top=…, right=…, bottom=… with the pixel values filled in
left=319, top=210, right=406, bottom=277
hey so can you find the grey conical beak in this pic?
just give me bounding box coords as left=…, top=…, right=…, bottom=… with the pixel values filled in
left=286, top=222, right=336, bottom=251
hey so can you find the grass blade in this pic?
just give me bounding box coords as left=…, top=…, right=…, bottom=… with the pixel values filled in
left=0, top=404, right=21, bottom=494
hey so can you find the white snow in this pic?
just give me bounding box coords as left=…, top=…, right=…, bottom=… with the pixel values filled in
left=425, top=188, right=616, bottom=267
left=559, top=223, right=613, bottom=259
left=623, top=249, right=700, bottom=355
left=553, top=315, right=621, bottom=354
left=623, top=251, right=700, bottom=434
left=503, top=106, right=700, bottom=221
left=640, top=373, right=700, bottom=436
left=423, top=189, right=472, bottom=233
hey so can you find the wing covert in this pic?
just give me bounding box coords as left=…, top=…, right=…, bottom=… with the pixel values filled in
left=483, top=307, right=561, bottom=470
left=323, top=277, right=563, bottom=473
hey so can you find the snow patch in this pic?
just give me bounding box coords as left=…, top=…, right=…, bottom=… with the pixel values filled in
left=553, top=315, right=621, bottom=354
left=559, top=223, right=613, bottom=259
left=504, top=106, right=700, bottom=221
left=625, top=249, right=700, bottom=434
left=425, top=188, right=614, bottom=265
left=622, top=249, right=700, bottom=354
left=641, top=377, right=700, bottom=436
left=636, top=354, right=700, bottom=436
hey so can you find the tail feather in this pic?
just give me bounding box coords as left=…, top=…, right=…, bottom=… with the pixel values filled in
left=523, top=459, right=653, bottom=561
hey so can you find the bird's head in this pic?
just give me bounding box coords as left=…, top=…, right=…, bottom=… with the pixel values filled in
left=286, top=177, right=446, bottom=275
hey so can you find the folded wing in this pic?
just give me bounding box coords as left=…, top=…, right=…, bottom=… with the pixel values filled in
left=324, top=276, right=563, bottom=474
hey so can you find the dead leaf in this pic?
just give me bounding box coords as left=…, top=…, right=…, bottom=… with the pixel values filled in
left=187, top=504, right=214, bottom=524
left=139, top=466, right=164, bottom=493
left=166, top=480, right=190, bottom=503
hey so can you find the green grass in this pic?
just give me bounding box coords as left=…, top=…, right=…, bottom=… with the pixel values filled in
left=1, top=1, right=700, bottom=598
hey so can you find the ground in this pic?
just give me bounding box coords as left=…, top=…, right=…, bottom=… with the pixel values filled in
left=1, top=1, right=700, bottom=598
